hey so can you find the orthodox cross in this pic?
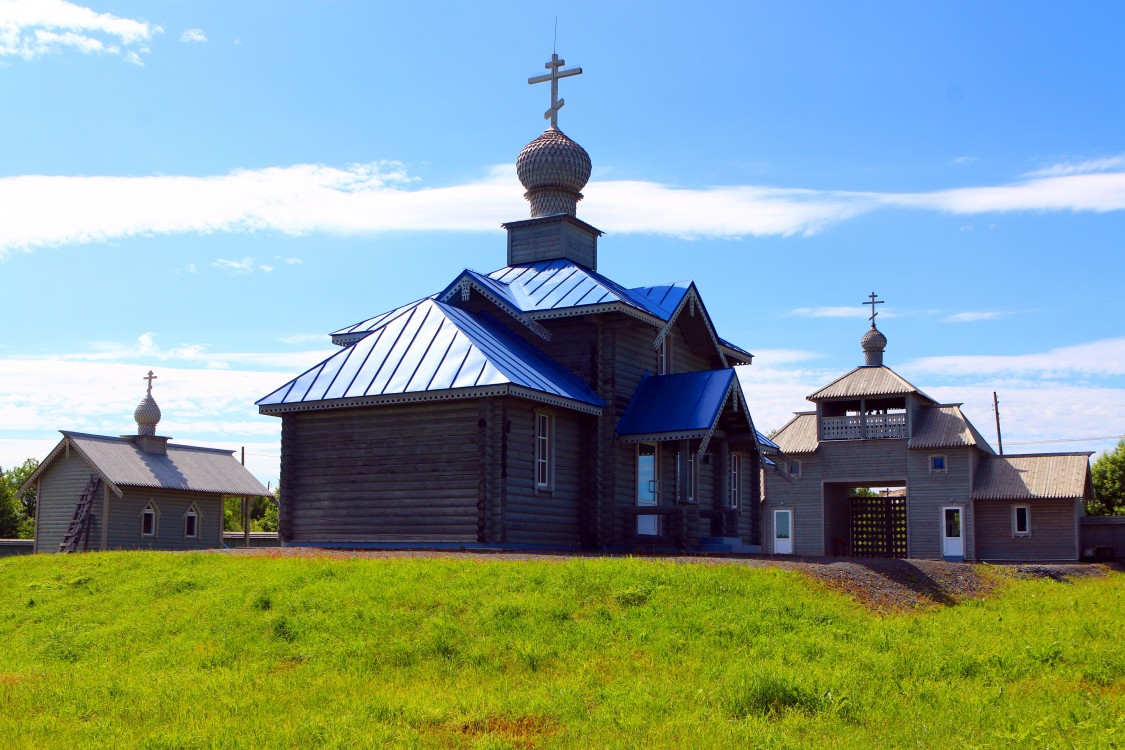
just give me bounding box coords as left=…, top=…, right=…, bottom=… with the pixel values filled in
left=864, top=292, right=884, bottom=327
left=143, top=370, right=157, bottom=394
left=528, top=53, right=582, bottom=128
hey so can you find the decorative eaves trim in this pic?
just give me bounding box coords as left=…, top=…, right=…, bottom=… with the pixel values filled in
left=258, top=384, right=603, bottom=416
left=438, top=277, right=553, bottom=341
left=21, top=435, right=125, bottom=497
left=652, top=285, right=729, bottom=368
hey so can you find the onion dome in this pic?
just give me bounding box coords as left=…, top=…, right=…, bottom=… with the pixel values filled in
left=134, top=371, right=162, bottom=436
left=861, top=326, right=888, bottom=367
left=516, top=127, right=592, bottom=218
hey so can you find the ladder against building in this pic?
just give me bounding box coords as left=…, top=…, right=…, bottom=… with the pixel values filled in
left=59, top=475, right=101, bottom=553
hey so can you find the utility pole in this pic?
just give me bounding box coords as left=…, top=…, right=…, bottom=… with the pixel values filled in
left=993, top=392, right=1004, bottom=456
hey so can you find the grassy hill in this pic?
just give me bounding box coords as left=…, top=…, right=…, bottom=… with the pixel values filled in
left=0, top=551, right=1121, bottom=749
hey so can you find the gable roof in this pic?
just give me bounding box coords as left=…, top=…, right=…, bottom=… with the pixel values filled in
left=770, top=412, right=819, bottom=454
left=971, top=453, right=1093, bottom=500
left=23, top=432, right=269, bottom=498
left=616, top=369, right=757, bottom=453
left=909, top=404, right=995, bottom=452
left=258, top=298, right=605, bottom=415
left=807, top=365, right=935, bottom=402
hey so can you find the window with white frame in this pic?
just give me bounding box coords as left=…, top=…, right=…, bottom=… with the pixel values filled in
left=1013, top=505, right=1031, bottom=537
left=141, top=501, right=158, bottom=537
left=534, top=411, right=553, bottom=490
left=930, top=455, right=947, bottom=473
left=728, top=453, right=741, bottom=509
left=184, top=505, right=199, bottom=539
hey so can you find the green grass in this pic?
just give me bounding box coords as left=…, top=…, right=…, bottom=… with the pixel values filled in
left=0, top=552, right=1121, bottom=749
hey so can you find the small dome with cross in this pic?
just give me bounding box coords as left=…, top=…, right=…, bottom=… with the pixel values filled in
left=134, top=371, right=162, bottom=436
left=517, top=128, right=592, bottom=217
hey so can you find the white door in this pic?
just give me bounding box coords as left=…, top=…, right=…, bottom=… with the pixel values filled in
left=636, top=443, right=659, bottom=535
left=942, top=506, right=964, bottom=559
left=773, top=509, right=793, bottom=554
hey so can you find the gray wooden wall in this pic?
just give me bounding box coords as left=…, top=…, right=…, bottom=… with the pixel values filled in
left=281, top=401, right=482, bottom=543
left=35, top=449, right=105, bottom=553
left=974, top=498, right=1080, bottom=561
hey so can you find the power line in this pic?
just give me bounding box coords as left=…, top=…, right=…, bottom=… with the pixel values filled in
left=1005, top=435, right=1122, bottom=446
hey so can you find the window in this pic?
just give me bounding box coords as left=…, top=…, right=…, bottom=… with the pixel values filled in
left=658, top=335, right=674, bottom=375
left=535, top=411, right=553, bottom=490
left=728, top=453, right=741, bottom=509
left=930, top=455, right=947, bottom=473
left=184, top=505, right=199, bottom=539
left=787, top=460, right=801, bottom=478
left=141, top=501, right=158, bottom=537
left=1013, top=505, right=1031, bottom=537
left=676, top=449, right=699, bottom=503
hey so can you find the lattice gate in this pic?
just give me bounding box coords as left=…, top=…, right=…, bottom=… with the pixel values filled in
left=849, top=495, right=908, bottom=558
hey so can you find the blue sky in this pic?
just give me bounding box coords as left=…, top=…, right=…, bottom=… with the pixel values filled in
left=3, top=1, right=1124, bottom=487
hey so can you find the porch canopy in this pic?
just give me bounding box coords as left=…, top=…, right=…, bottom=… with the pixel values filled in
left=616, top=369, right=756, bottom=452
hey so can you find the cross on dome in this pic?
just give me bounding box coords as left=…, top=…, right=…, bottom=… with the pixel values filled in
left=143, top=370, right=157, bottom=394
left=864, top=292, right=884, bottom=328
left=528, top=52, right=583, bottom=128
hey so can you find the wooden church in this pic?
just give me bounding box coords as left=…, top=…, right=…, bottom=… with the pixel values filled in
left=257, top=54, right=768, bottom=552
left=24, top=372, right=270, bottom=553
left=763, top=306, right=1093, bottom=562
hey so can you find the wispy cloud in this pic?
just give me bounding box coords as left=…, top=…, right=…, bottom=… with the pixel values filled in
left=790, top=306, right=890, bottom=319
left=213, top=257, right=275, bottom=274
left=180, top=28, right=206, bottom=44
left=0, top=0, right=160, bottom=62
left=904, top=337, right=1125, bottom=378
left=27, top=332, right=334, bottom=371
left=1023, top=155, right=1125, bottom=178
left=4, top=160, right=1125, bottom=257
left=943, top=310, right=1023, bottom=323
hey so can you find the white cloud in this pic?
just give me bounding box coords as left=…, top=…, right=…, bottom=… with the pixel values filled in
left=790, top=306, right=871, bottom=319
left=1023, top=155, right=1125, bottom=178
left=180, top=28, right=206, bottom=44
left=904, top=337, right=1125, bottom=378
left=884, top=171, right=1125, bottom=215
left=212, top=257, right=274, bottom=274
left=943, top=310, right=1018, bottom=323
left=0, top=0, right=160, bottom=62
left=27, top=331, right=334, bottom=371
left=4, top=160, right=1125, bottom=257
left=0, top=358, right=286, bottom=485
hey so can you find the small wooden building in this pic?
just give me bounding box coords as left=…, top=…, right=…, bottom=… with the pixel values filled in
left=763, top=315, right=1092, bottom=561
left=257, top=56, right=768, bottom=552
left=24, top=374, right=270, bottom=553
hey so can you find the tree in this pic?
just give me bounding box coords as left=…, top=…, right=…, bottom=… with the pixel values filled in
left=1090, top=437, right=1125, bottom=516
left=0, top=460, right=39, bottom=539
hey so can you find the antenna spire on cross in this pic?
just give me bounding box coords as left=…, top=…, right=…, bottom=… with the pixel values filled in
left=528, top=52, right=583, bottom=129
left=863, top=292, right=884, bottom=327
left=143, top=370, right=157, bottom=395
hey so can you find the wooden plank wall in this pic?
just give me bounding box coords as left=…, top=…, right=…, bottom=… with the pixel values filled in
left=501, top=402, right=587, bottom=545
left=905, top=447, right=974, bottom=560
left=974, top=498, right=1080, bottom=561
left=35, top=448, right=105, bottom=553
left=281, top=402, right=481, bottom=543
left=105, top=489, right=223, bottom=551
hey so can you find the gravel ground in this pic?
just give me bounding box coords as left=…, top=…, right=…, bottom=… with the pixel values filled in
left=220, top=547, right=1118, bottom=613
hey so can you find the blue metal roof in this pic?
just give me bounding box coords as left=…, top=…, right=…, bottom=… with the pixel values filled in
left=756, top=430, right=781, bottom=452
left=486, top=259, right=690, bottom=320
left=616, top=369, right=738, bottom=438
left=259, top=298, right=604, bottom=413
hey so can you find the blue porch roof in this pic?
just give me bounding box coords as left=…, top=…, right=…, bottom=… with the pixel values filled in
left=616, top=369, right=740, bottom=440
left=259, top=298, right=605, bottom=415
